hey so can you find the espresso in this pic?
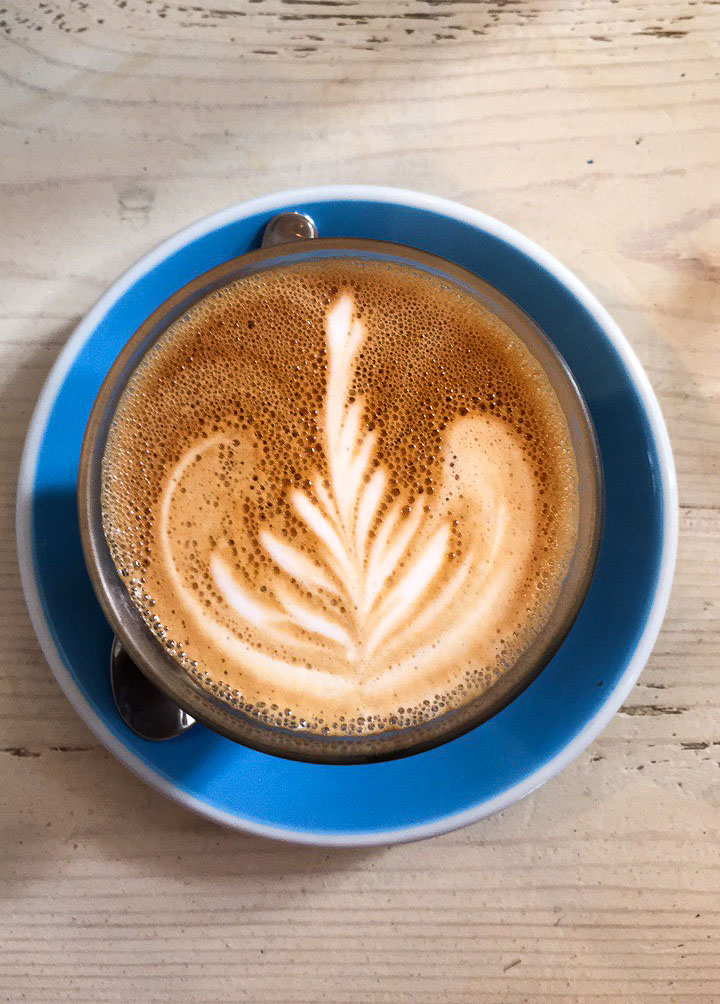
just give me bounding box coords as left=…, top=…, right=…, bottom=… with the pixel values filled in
left=102, top=259, right=578, bottom=735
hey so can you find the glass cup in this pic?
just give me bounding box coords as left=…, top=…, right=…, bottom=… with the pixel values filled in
left=78, top=213, right=603, bottom=764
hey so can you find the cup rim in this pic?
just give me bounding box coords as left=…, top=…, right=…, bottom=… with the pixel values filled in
left=16, top=185, right=678, bottom=844
left=77, top=235, right=604, bottom=764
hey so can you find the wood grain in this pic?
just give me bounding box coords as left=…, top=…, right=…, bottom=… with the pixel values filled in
left=1, top=1, right=719, bottom=1001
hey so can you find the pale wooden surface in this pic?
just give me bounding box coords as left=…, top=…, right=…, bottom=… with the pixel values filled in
left=1, top=1, right=719, bottom=1001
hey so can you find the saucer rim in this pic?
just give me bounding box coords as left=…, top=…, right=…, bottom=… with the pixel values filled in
left=16, top=185, right=678, bottom=846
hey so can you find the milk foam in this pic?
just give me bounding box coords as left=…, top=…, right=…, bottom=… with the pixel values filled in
left=101, top=260, right=579, bottom=734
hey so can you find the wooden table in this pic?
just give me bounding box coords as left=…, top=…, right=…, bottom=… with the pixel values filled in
left=2, top=2, right=718, bottom=1001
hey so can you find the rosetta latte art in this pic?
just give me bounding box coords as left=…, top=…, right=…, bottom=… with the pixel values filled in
left=158, top=294, right=535, bottom=699
left=102, top=258, right=578, bottom=732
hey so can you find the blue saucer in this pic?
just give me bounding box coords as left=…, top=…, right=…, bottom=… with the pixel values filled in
left=17, top=187, right=677, bottom=845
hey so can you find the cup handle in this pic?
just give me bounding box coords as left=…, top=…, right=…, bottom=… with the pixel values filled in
left=261, top=211, right=318, bottom=249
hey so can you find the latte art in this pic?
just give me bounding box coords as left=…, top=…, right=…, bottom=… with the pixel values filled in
left=161, top=295, right=532, bottom=696
left=102, top=259, right=579, bottom=734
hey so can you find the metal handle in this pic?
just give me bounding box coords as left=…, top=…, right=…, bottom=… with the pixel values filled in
left=261, top=211, right=318, bottom=249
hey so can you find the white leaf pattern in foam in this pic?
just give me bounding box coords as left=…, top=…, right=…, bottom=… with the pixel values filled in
left=201, top=292, right=472, bottom=676
left=365, top=522, right=450, bottom=659
left=258, top=531, right=338, bottom=595
left=160, top=293, right=539, bottom=699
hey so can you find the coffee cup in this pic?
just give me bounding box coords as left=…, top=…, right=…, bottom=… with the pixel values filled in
left=78, top=212, right=602, bottom=764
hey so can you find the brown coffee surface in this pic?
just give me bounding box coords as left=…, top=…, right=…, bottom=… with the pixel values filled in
left=102, top=258, right=579, bottom=734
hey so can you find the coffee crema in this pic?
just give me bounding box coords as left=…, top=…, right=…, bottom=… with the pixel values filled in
left=101, top=259, right=579, bottom=735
